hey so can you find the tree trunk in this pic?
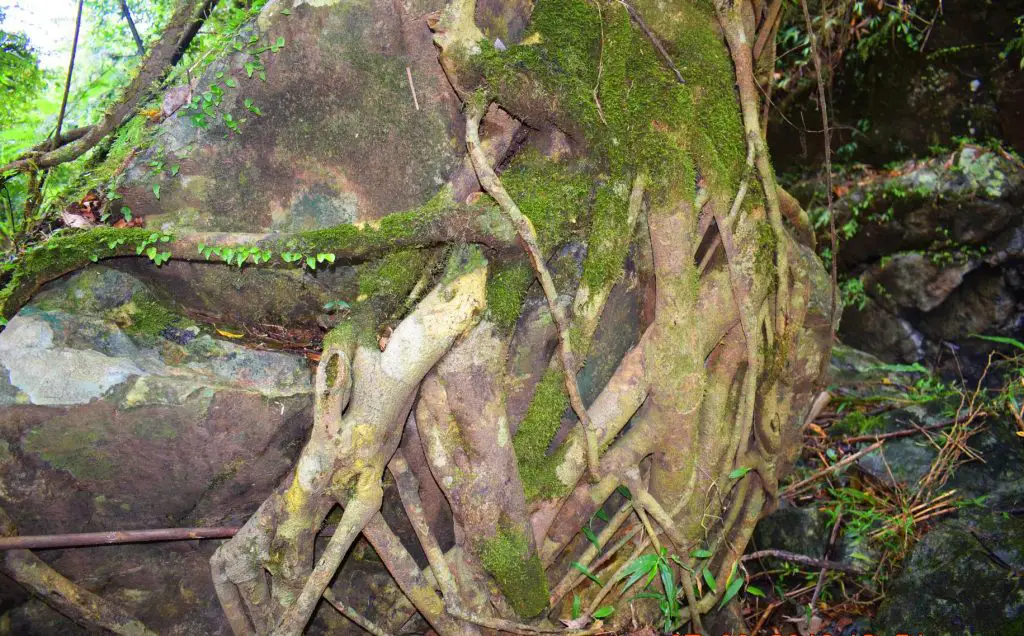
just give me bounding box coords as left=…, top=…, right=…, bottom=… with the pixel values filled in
left=0, top=0, right=835, bottom=633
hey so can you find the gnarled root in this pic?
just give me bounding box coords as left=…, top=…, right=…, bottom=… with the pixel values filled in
left=210, top=247, right=488, bottom=636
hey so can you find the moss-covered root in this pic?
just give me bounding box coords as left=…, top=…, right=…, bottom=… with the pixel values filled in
left=465, top=104, right=601, bottom=481
left=478, top=524, right=550, bottom=618
left=0, top=506, right=156, bottom=636
left=0, top=201, right=514, bottom=322
left=212, top=247, right=489, bottom=635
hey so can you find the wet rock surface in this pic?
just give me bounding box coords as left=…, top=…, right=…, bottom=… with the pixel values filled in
left=807, top=147, right=1024, bottom=377
left=0, top=265, right=314, bottom=633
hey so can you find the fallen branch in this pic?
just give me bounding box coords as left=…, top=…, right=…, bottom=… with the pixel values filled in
left=0, top=526, right=237, bottom=551
left=742, top=549, right=863, bottom=575
left=0, top=201, right=514, bottom=321
left=782, top=440, right=883, bottom=497
left=840, top=413, right=984, bottom=444
left=0, top=506, right=157, bottom=636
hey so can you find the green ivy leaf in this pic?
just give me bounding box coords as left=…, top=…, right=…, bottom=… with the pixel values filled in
left=122, top=207, right=132, bottom=221
left=306, top=255, right=316, bottom=270
left=592, top=606, right=614, bottom=619
left=728, top=466, right=752, bottom=480
left=152, top=184, right=161, bottom=200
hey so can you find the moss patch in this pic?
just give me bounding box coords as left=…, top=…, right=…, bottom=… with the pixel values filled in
left=513, top=367, right=571, bottom=500
left=478, top=522, right=550, bottom=617
left=486, top=261, right=534, bottom=329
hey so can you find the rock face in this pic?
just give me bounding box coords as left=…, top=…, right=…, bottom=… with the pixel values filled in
left=817, top=147, right=1024, bottom=376
left=875, top=495, right=1024, bottom=635
left=0, top=266, right=314, bottom=634
left=764, top=344, right=1024, bottom=636
left=94, top=0, right=465, bottom=329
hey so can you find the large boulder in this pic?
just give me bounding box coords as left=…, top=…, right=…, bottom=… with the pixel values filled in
left=88, top=0, right=465, bottom=329
left=874, top=498, right=1024, bottom=635
left=808, top=147, right=1024, bottom=374
left=0, top=265, right=314, bottom=633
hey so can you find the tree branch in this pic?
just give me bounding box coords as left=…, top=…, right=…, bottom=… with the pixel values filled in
left=0, top=506, right=157, bottom=636
left=0, top=202, right=514, bottom=321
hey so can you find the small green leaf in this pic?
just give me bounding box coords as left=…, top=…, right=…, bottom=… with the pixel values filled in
left=281, top=8, right=291, bottom=14
left=146, top=246, right=158, bottom=260
left=616, top=485, right=631, bottom=500
left=222, top=248, right=235, bottom=263
left=224, top=78, right=237, bottom=88
left=572, top=561, right=601, bottom=585
left=582, top=526, right=599, bottom=549
left=719, top=576, right=744, bottom=609
left=746, top=584, right=765, bottom=598
left=592, top=606, right=614, bottom=619
left=690, top=548, right=712, bottom=559
left=702, top=567, right=716, bottom=592
left=571, top=594, right=581, bottom=620
left=324, top=252, right=335, bottom=263
left=152, top=183, right=161, bottom=200
left=306, top=255, right=316, bottom=270
left=595, top=508, right=609, bottom=522
left=89, top=254, right=98, bottom=262
left=728, top=466, right=752, bottom=480
left=245, top=62, right=256, bottom=78
left=198, top=243, right=206, bottom=254
left=122, top=207, right=132, bottom=221
left=970, top=333, right=1024, bottom=352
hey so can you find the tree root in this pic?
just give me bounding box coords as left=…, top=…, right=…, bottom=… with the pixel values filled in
left=210, top=247, right=488, bottom=635
left=466, top=104, right=602, bottom=482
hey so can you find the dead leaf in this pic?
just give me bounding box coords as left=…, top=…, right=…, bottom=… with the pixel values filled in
left=559, top=616, right=590, bottom=630
left=113, top=217, right=145, bottom=228
left=216, top=328, right=245, bottom=339
left=61, top=210, right=95, bottom=229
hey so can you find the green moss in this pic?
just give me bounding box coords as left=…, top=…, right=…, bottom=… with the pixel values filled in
left=23, top=425, right=114, bottom=481
left=831, top=411, right=886, bottom=436
left=476, top=0, right=744, bottom=201
left=478, top=522, right=550, bottom=617
left=513, top=368, right=571, bottom=500
left=754, top=220, right=778, bottom=287
left=0, top=227, right=154, bottom=320
left=501, top=149, right=590, bottom=252
left=357, top=248, right=429, bottom=306
left=486, top=261, right=533, bottom=329
left=120, top=297, right=187, bottom=337
left=581, top=181, right=630, bottom=292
